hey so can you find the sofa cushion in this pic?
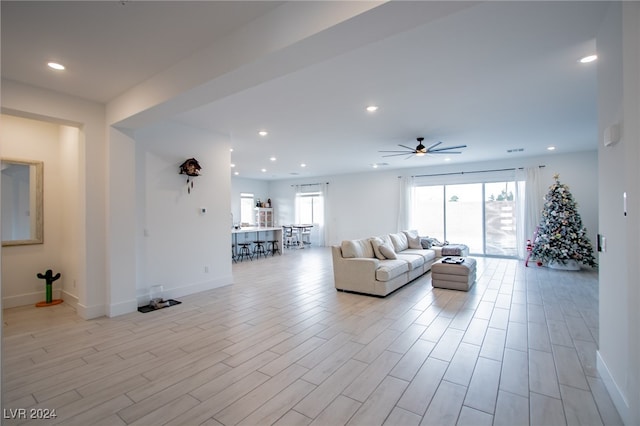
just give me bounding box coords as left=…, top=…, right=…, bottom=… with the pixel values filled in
left=396, top=253, right=424, bottom=270
left=341, top=239, right=375, bottom=258
left=402, top=248, right=437, bottom=263
left=403, top=230, right=422, bottom=249
left=369, top=237, right=386, bottom=260
left=389, top=232, right=409, bottom=252
left=375, top=259, right=409, bottom=281
left=379, top=243, right=397, bottom=259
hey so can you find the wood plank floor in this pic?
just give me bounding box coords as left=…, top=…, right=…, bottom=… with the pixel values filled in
left=2, top=247, right=623, bottom=425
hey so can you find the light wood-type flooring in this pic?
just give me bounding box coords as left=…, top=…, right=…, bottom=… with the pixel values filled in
left=2, top=247, right=623, bottom=425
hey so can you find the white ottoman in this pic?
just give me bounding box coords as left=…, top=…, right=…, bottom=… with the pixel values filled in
left=431, top=257, right=476, bottom=291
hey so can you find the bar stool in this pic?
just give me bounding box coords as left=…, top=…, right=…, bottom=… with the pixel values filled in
left=283, top=226, right=298, bottom=248
left=253, top=240, right=268, bottom=259
left=267, top=239, right=281, bottom=256
left=232, top=244, right=238, bottom=263
left=300, top=227, right=311, bottom=246
left=237, top=243, right=253, bottom=261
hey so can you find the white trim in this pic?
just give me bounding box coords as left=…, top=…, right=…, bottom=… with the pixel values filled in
left=2, top=289, right=64, bottom=309
left=597, top=350, right=629, bottom=425
left=61, top=290, right=79, bottom=312
left=76, top=302, right=105, bottom=320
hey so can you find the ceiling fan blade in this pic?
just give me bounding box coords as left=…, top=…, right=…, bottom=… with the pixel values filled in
left=381, top=153, right=412, bottom=157
left=379, top=150, right=413, bottom=154
left=398, top=144, right=416, bottom=151
left=429, top=144, right=467, bottom=152
left=426, top=141, right=442, bottom=151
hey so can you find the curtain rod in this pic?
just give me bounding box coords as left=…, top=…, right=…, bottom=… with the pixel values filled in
left=291, top=182, right=329, bottom=187
left=411, top=165, right=545, bottom=178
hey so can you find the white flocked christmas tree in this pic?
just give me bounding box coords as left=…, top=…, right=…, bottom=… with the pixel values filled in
left=531, top=174, right=597, bottom=269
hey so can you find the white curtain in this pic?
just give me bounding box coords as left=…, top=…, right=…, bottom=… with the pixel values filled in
left=397, top=176, right=414, bottom=232
left=515, top=167, right=543, bottom=259
left=525, top=167, right=543, bottom=242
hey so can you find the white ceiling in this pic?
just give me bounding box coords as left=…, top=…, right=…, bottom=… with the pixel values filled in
left=1, top=1, right=609, bottom=180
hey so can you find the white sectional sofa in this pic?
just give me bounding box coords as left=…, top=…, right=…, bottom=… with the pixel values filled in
left=331, top=231, right=438, bottom=296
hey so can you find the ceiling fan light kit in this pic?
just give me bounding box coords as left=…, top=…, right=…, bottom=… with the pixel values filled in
left=379, top=137, right=467, bottom=159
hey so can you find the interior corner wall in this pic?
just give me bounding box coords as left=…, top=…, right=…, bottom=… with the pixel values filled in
left=106, top=127, right=138, bottom=316
left=58, top=124, right=81, bottom=309
left=596, top=2, right=640, bottom=424
left=1, top=79, right=107, bottom=319
left=135, top=122, right=232, bottom=304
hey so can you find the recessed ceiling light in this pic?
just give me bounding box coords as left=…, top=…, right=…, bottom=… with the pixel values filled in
left=234, top=171, right=239, bottom=176
left=300, top=163, right=306, bottom=168
left=372, top=164, right=379, bottom=168
left=230, top=163, right=235, bottom=168
left=444, top=158, right=451, bottom=162
left=258, top=130, right=268, bottom=136
left=47, top=62, right=65, bottom=71
left=366, top=105, right=379, bottom=112
left=270, top=157, right=276, bottom=162
left=261, top=168, right=267, bottom=173
left=547, top=146, right=556, bottom=151
left=230, top=148, right=234, bottom=152
left=579, top=54, right=597, bottom=64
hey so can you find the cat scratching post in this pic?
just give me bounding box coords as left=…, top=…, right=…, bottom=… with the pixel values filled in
left=36, top=269, right=63, bottom=307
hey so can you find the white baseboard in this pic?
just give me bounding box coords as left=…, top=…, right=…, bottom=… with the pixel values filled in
left=2, top=289, right=64, bottom=309
left=61, top=290, right=79, bottom=312
left=597, top=350, right=629, bottom=424
left=76, top=302, right=105, bottom=320
left=107, top=299, right=138, bottom=317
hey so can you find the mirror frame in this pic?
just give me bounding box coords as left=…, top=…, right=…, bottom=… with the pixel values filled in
left=1, top=158, right=44, bottom=246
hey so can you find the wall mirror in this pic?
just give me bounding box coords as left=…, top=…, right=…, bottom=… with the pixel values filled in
left=1, top=158, right=44, bottom=246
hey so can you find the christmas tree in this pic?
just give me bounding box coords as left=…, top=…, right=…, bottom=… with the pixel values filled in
left=531, top=174, right=597, bottom=268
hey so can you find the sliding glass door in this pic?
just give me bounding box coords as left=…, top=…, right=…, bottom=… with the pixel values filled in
left=413, top=180, right=519, bottom=257
left=445, top=184, right=483, bottom=253
left=485, top=181, right=518, bottom=256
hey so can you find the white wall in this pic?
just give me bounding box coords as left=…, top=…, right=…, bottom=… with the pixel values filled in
left=0, top=114, right=81, bottom=308
left=597, top=2, right=640, bottom=424
left=266, top=151, right=598, bottom=249
left=135, top=122, right=232, bottom=305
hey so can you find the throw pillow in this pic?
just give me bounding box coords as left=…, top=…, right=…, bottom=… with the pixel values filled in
left=369, top=237, right=386, bottom=260
left=389, top=232, right=409, bottom=252
left=379, top=243, right=397, bottom=259
left=403, top=230, right=422, bottom=249
left=340, top=240, right=361, bottom=258
left=420, top=237, right=432, bottom=249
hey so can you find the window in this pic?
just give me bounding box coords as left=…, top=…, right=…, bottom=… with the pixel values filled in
left=412, top=180, right=520, bottom=257
left=240, top=193, right=254, bottom=225
left=296, top=191, right=322, bottom=224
